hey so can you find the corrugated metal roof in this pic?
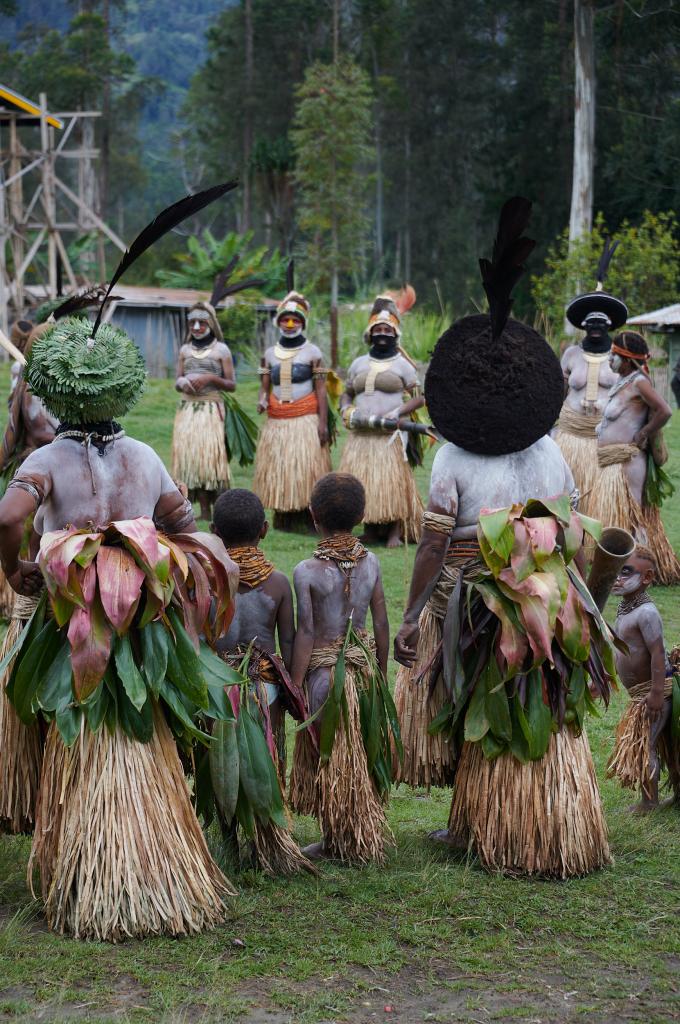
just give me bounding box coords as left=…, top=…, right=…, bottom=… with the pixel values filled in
left=627, top=303, right=680, bottom=327
left=109, top=284, right=278, bottom=309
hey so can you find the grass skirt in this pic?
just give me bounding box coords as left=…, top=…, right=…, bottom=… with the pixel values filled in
left=607, top=682, right=679, bottom=801
left=0, top=566, right=14, bottom=619
left=289, top=729, right=320, bottom=818
left=589, top=456, right=680, bottom=585
left=0, top=599, right=43, bottom=834
left=393, top=563, right=462, bottom=790
left=339, top=431, right=423, bottom=542
left=171, top=399, right=230, bottom=495
left=554, top=411, right=600, bottom=518
left=253, top=414, right=331, bottom=513
left=30, top=707, right=235, bottom=941
left=447, top=728, right=611, bottom=877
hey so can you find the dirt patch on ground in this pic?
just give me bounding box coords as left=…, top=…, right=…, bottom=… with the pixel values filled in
left=1, top=956, right=677, bottom=1022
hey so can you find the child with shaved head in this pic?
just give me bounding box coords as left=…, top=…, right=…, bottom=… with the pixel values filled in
left=607, top=545, right=679, bottom=811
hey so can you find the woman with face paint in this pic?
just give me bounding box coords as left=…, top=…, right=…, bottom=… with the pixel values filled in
left=555, top=244, right=627, bottom=517
left=338, top=294, right=424, bottom=548
left=593, top=331, right=680, bottom=584
left=172, top=301, right=236, bottom=521
left=252, top=291, right=331, bottom=531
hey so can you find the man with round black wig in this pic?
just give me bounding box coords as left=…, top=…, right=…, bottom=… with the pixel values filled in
left=592, top=330, right=679, bottom=585
left=393, top=198, right=617, bottom=878
left=555, top=242, right=627, bottom=516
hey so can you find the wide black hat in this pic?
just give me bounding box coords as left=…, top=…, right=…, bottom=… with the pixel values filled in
left=425, top=198, right=564, bottom=456
left=565, top=239, right=628, bottom=330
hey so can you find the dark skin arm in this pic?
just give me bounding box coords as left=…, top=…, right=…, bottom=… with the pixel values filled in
left=314, top=365, right=329, bottom=446
left=290, top=569, right=314, bottom=689
left=154, top=489, right=197, bottom=534
left=275, top=576, right=295, bottom=671
left=632, top=375, right=672, bottom=448
left=639, top=609, right=668, bottom=720
left=370, top=574, right=389, bottom=677
left=394, top=497, right=454, bottom=667
left=0, top=487, right=43, bottom=595
left=395, top=393, right=425, bottom=418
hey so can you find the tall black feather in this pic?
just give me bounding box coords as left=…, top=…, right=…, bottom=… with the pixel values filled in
left=209, top=253, right=241, bottom=305
left=52, top=285, right=118, bottom=322
left=478, top=196, right=535, bottom=341
left=92, top=180, right=238, bottom=337
left=596, top=237, right=619, bottom=286
left=286, top=259, right=295, bottom=293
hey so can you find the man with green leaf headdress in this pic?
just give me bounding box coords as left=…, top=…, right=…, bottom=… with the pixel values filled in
left=0, top=184, right=243, bottom=941
left=394, top=198, right=619, bottom=878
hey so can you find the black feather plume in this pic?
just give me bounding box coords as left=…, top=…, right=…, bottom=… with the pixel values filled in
left=52, top=285, right=118, bottom=322
left=596, top=237, right=619, bottom=286
left=92, top=180, right=238, bottom=337
left=286, top=259, right=295, bottom=293
left=209, top=254, right=241, bottom=305
left=220, top=277, right=266, bottom=299
left=478, top=196, right=535, bottom=341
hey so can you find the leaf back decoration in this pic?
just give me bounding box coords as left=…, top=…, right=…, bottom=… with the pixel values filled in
left=92, top=180, right=238, bottom=337
left=478, top=196, right=535, bottom=341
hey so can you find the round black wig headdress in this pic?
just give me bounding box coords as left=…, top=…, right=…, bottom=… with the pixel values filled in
left=565, top=238, right=628, bottom=331
left=425, top=197, right=564, bottom=455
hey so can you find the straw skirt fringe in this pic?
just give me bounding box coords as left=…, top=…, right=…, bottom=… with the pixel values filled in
left=554, top=429, right=599, bottom=518
left=447, top=729, right=611, bottom=877
left=607, top=690, right=680, bottom=800
left=30, top=707, right=235, bottom=941
left=0, top=567, right=14, bottom=620
left=253, top=414, right=331, bottom=513
left=393, top=604, right=456, bottom=790
left=588, top=461, right=680, bottom=585
left=171, top=400, right=230, bottom=494
left=289, top=729, right=319, bottom=818
left=339, top=432, right=423, bottom=542
left=315, top=662, right=391, bottom=865
left=0, top=615, right=42, bottom=834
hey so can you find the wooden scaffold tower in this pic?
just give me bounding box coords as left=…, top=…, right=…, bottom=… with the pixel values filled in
left=0, top=85, right=125, bottom=334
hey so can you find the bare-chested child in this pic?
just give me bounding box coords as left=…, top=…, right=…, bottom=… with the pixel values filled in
left=212, top=489, right=297, bottom=754
left=289, top=472, right=394, bottom=865
left=607, top=547, right=680, bottom=811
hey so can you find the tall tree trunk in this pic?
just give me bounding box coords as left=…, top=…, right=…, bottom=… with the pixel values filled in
left=372, top=45, right=384, bottom=281
left=568, top=0, right=596, bottom=247
left=242, top=0, right=254, bottom=231
left=332, top=0, right=339, bottom=63
left=330, top=149, right=339, bottom=367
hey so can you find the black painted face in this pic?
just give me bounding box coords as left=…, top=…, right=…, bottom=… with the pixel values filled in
left=369, top=329, right=398, bottom=358
left=582, top=325, right=612, bottom=354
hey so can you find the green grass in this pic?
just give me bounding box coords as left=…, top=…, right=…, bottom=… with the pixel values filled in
left=0, top=366, right=679, bottom=1023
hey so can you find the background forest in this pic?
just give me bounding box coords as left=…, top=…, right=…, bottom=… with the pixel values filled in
left=2, top=0, right=680, bottom=323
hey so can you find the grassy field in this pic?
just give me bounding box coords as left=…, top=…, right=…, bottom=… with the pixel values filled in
left=0, top=368, right=678, bottom=1024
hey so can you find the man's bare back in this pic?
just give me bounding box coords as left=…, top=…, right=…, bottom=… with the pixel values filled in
left=429, top=435, right=575, bottom=539
left=217, top=571, right=292, bottom=659
left=16, top=436, right=179, bottom=534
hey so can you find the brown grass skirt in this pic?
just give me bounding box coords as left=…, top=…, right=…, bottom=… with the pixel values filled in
left=289, top=728, right=320, bottom=818
left=607, top=688, right=679, bottom=801
left=30, top=708, right=235, bottom=941
left=0, top=567, right=14, bottom=620
left=253, top=414, right=332, bottom=513
left=338, top=431, right=423, bottom=542
left=554, top=428, right=599, bottom=518
left=447, top=729, right=611, bottom=877
left=171, top=399, right=230, bottom=494
left=588, top=460, right=680, bottom=585
left=315, top=662, right=391, bottom=865
left=393, top=604, right=456, bottom=790
left=0, top=613, right=43, bottom=834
